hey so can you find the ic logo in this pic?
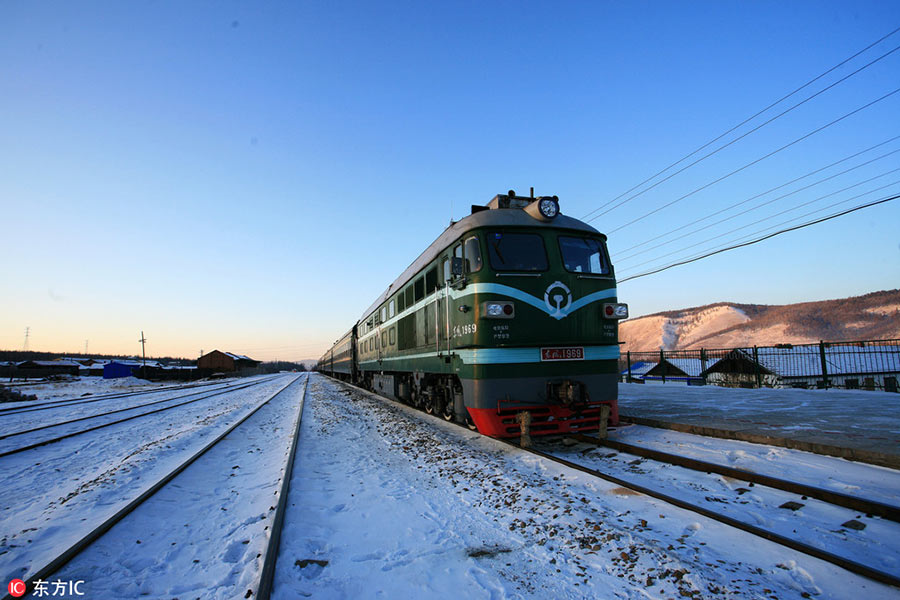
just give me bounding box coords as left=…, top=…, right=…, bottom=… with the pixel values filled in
left=7, top=579, right=26, bottom=598
left=544, top=281, right=572, bottom=320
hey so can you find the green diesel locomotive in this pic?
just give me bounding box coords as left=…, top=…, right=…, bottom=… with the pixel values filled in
left=318, top=191, right=628, bottom=437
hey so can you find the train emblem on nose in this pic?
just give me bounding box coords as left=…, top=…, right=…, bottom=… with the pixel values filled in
left=544, top=281, right=573, bottom=320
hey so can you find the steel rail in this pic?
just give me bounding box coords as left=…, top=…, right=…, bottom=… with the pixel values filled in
left=0, top=377, right=270, bottom=458
left=0, top=374, right=302, bottom=600
left=509, top=441, right=900, bottom=588
left=255, top=375, right=309, bottom=600
left=0, top=379, right=231, bottom=416
left=328, top=376, right=900, bottom=588
left=576, top=435, right=900, bottom=523
left=0, top=382, right=256, bottom=441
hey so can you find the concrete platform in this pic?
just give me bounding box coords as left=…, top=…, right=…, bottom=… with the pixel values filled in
left=617, top=382, right=900, bottom=469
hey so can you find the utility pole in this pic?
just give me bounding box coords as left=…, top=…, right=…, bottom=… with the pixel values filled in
left=139, top=331, right=147, bottom=379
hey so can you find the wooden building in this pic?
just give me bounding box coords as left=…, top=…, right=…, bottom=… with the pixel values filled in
left=197, top=350, right=260, bottom=373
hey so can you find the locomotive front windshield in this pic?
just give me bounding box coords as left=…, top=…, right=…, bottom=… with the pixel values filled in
left=559, top=235, right=611, bottom=275
left=488, top=232, right=548, bottom=271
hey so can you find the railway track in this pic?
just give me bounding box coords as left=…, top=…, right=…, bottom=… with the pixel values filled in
left=329, top=375, right=900, bottom=589
left=521, top=437, right=900, bottom=588
left=0, top=379, right=236, bottom=417
left=0, top=377, right=275, bottom=458
left=1, top=373, right=307, bottom=600
left=576, top=434, right=900, bottom=522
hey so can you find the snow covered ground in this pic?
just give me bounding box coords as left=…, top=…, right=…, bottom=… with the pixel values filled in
left=47, top=374, right=306, bottom=599
left=0, top=374, right=295, bottom=594
left=2, top=374, right=899, bottom=599
left=0, top=376, right=218, bottom=408
left=618, top=383, right=900, bottom=457
left=273, top=375, right=899, bottom=599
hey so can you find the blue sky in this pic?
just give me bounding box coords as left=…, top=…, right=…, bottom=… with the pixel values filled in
left=2, top=1, right=898, bottom=360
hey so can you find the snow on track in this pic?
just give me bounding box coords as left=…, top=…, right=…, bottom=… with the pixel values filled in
left=533, top=438, right=900, bottom=580
left=608, top=424, right=900, bottom=509
left=0, top=374, right=294, bottom=587
left=44, top=374, right=306, bottom=599
left=274, top=374, right=897, bottom=599
left=0, top=380, right=265, bottom=453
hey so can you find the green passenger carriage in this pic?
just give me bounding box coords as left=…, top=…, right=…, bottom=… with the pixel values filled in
left=318, top=191, right=628, bottom=437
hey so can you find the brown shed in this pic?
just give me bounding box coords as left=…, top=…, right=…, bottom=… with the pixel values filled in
left=197, top=350, right=260, bottom=373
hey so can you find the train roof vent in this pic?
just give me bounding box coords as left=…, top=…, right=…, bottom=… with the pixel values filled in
left=486, top=190, right=533, bottom=210
left=472, top=190, right=561, bottom=221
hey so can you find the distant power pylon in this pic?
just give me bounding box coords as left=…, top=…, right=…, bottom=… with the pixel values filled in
left=22, top=327, right=30, bottom=351
left=84, top=340, right=89, bottom=355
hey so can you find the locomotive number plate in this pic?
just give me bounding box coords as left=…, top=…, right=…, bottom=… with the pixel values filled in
left=540, top=347, right=584, bottom=361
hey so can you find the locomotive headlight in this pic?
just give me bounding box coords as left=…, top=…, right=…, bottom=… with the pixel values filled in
left=538, top=197, right=559, bottom=219
left=482, top=301, right=515, bottom=318
left=603, top=303, right=629, bottom=319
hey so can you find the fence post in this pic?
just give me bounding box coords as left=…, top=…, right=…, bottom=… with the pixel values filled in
left=753, top=346, right=761, bottom=388
left=700, top=348, right=708, bottom=385
left=819, top=340, right=830, bottom=390
left=627, top=351, right=632, bottom=382
left=660, top=349, right=666, bottom=384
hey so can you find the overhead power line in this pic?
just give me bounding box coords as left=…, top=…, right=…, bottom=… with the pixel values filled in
left=618, top=172, right=900, bottom=272
left=605, top=86, right=900, bottom=234
left=616, top=193, right=900, bottom=283
left=615, top=134, right=900, bottom=256
left=582, top=25, right=900, bottom=222
left=615, top=147, right=900, bottom=263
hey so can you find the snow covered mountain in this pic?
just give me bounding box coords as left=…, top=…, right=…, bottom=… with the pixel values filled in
left=620, top=289, right=900, bottom=352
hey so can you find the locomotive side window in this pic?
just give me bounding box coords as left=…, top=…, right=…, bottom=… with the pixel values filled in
left=389, top=327, right=396, bottom=345
left=487, top=232, right=548, bottom=271
left=442, top=257, right=450, bottom=283
left=381, top=307, right=387, bottom=322
left=406, top=286, right=415, bottom=307
left=414, top=276, right=425, bottom=301
left=389, top=300, right=395, bottom=318
left=464, top=236, right=482, bottom=273
left=425, top=267, right=438, bottom=293
left=558, top=236, right=611, bottom=275
left=398, top=291, right=406, bottom=312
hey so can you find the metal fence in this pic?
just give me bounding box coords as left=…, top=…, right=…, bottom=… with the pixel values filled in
left=619, top=338, right=900, bottom=392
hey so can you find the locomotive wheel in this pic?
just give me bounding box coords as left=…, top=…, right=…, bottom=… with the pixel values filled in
left=464, top=413, right=478, bottom=431
left=424, top=396, right=435, bottom=414
left=442, top=401, right=454, bottom=421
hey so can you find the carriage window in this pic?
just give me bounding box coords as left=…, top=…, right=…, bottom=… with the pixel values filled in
left=487, top=232, right=548, bottom=271
left=558, top=236, right=611, bottom=274
left=464, top=236, right=482, bottom=273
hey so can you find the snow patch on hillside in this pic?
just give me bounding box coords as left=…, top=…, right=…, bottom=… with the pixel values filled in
left=621, top=305, right=751, bottom=351
left=866, top=303, right=900, bottom=316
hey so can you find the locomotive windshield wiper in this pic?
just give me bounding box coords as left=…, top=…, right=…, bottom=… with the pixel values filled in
left=491, top=238, right=506, bottom=265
